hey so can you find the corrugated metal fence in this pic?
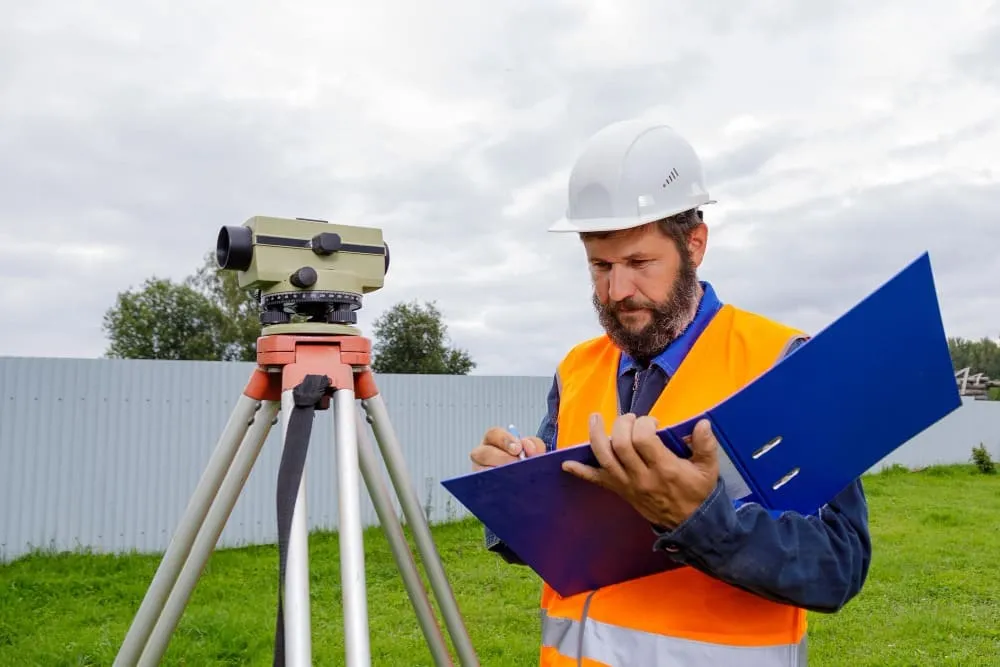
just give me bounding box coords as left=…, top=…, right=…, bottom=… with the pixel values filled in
left=2, top=357, right=998, bottom=563
left=0, top=357, right=550, bottom=563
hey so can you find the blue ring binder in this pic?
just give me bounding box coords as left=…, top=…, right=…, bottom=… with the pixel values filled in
left=441, top=252, right=962, bottom=596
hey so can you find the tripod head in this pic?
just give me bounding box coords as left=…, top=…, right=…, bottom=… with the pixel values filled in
left=215, top=215, right=390, bottom=336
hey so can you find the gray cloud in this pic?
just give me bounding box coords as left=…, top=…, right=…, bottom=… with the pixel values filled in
left=0, top=96, right=350, bottom=337
left=1, top=0, right=998, bottom=376
left=704, top=128, right=802, bottom=187
left=956, top=26, right=1000, bottom=87
left=887, top=118, right=1000, bottom=161
left=478, top=53, right=711, bottom=190
left=701, top=177, right=1000, bottom=339
left=696, top=0, right=867, bottom=34
left=953, top=0, right=1000, bottom=79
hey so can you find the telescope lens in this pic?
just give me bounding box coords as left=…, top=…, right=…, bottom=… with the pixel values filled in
left=216, top=225, right=254, bottom=271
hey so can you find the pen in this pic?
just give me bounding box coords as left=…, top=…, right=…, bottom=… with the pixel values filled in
left=508, top=424, right=526, bottom=460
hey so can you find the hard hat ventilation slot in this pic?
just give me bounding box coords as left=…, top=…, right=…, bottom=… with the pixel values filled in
left=662, top=168, right=679, bottom=188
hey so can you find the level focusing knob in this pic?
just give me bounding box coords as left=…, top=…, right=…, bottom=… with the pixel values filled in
left=290, top=267, right=318, bottom=288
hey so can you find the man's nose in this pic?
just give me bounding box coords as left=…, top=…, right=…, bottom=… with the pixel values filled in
left=608, top=265, right=636, bottom=302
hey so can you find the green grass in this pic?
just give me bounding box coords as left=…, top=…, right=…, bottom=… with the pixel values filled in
left=2, top=465, right=999, bottom=666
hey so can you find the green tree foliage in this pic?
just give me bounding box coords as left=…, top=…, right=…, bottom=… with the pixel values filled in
left=949, top=335, right=1000, bottom=400
left=102, top=252, right=262, bottom=362
left=186, top=251, right=261, bottom=361
left=102, top=277, right=231, bottom=360
left=102, top=256, right=476, bottom=372
left=948, top=336, right=1000, bottom=379
left=370, top=300, right=475, bottom=375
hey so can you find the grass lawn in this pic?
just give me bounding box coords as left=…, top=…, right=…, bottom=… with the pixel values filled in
left=2, top=464, right=999, bottom=666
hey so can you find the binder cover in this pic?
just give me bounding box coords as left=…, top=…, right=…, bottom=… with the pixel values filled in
left=441, top=252, right=962, bottom=597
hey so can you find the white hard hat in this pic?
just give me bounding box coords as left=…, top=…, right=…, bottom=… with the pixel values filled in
left=549, top=119, right=715, bottom=233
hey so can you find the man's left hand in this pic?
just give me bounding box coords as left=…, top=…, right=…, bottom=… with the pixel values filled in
left=562, top=412, right=720, bottom=531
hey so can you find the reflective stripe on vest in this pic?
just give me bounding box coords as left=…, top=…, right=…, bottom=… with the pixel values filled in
left=540, top=304, right=810, bottom=666
left=542, top=610, right=809, bottom=667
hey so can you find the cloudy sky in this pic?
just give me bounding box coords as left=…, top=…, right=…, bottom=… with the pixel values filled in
left=2, top=0, right=999, bottom=376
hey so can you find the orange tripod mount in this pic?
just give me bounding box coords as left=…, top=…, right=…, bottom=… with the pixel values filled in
left=114, top=332, right=480, bottom=667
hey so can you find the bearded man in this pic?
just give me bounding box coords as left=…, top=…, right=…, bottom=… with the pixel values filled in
left=469, top=119, right=872, bottom=667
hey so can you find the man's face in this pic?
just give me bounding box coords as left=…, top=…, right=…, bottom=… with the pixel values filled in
left=583, top=221, right=707, bottom=362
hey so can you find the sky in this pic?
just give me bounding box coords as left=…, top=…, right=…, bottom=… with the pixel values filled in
left=2, top=0, right=999, bottom=376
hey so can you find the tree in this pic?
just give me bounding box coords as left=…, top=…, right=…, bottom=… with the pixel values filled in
left=948, top=335, right=1000, bottom=379
left=101, top=255, right=477, bottom=371
left=102, top=277, right=231, bottom=360
left=186, top=251, right=261, bottom=361
left=102, top=251, right=263, bottom=362
left=370, top=300, right=475, bottom=374
left=949, top=335, right=1000, bottom=400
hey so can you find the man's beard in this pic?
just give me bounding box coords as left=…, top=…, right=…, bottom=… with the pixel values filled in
left=592, top=257, right=701, bottom=363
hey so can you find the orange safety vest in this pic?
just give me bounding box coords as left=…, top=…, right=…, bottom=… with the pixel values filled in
left=539, top=304, right=809, bottom=667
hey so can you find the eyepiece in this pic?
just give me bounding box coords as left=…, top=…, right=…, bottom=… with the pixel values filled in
left=216, top=225, right=254, bottom=271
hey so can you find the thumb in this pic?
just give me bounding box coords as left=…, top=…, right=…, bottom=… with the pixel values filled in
left=689, top=419, right=719, bottom=468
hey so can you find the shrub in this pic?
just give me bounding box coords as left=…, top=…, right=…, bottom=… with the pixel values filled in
left=971, top=443, right=996, bottom=474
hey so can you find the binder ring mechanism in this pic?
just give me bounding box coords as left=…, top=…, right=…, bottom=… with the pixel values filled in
left=752, top=435, right=800, bottom=491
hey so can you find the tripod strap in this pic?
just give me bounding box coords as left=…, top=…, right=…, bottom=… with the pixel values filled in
left=274, top=374, right=330, bottom=667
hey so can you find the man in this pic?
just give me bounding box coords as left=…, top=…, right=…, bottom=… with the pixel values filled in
left=469, top=119, right=872, bottom=666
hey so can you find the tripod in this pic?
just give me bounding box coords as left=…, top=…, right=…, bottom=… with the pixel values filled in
left=113, top=332, right=479, bottom=666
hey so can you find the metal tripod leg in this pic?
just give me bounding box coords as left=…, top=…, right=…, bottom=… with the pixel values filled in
left=136, top=398, right=280, bottom=665
left=114, top=392, right=267, bottom=666
left=353, top=404, right=453, bottom=666
left=282, top=388, right=313, bottom=666
left=332, top=387, right=372, bottom=667
left=362, top=392, right=480, bottom=666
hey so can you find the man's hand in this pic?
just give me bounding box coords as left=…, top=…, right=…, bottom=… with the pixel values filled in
left=470, top=426, right=546, bottom=471
left=562, top=413, right=720, bottom=530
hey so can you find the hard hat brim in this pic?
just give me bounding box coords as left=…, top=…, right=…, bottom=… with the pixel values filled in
left=548, top=199, right=716, bottom=233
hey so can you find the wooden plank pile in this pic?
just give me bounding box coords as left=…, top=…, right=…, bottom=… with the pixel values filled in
left=955, top=367, right=1000, bottom=399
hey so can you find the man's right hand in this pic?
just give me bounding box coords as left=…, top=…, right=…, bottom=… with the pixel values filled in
left=470, top=426, right=547, bottom=471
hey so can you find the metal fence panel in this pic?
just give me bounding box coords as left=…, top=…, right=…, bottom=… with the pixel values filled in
left=0, top=357, right=551, bottom=562
left=1, top=357, right=997, bottom=562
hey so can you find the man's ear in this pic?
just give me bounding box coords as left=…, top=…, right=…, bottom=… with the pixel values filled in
left=688, top=219, right=708, bottom=266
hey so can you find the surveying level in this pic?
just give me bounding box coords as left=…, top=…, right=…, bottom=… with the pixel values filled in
left=114, top=216, right=479, bottom=666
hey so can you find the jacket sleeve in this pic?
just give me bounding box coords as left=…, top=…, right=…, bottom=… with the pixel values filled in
left=484, top=373, right=560, bottom=565
left=650, top=335, right=873, bottom=613
left=652, top=478, right=872, bottom=613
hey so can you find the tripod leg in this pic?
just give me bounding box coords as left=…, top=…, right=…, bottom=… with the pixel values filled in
left=282, top=389, right=313, bottom=666
left=354, top=405, right=453, bottom=666
left=358, top=382, right=479, bottom=666
left=114, top=386, right=264, bottom=666
left=333, top=387, right=372, bottom=667
left=136, top=399, right=281, bottom=666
